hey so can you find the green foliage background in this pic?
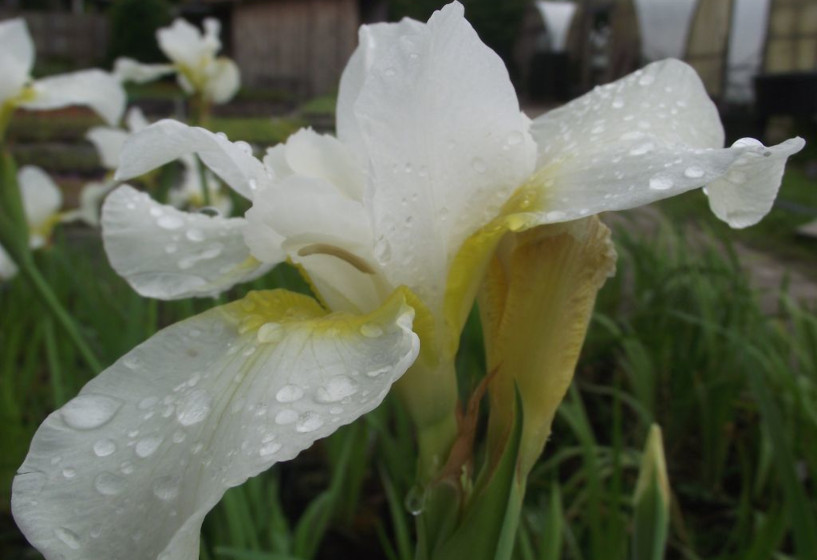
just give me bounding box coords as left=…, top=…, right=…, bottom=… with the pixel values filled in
left=107, top=0, right=172, bottom=65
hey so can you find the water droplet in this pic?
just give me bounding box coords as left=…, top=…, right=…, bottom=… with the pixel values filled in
left=152, top=476, right=180, bottom=501
left=329, top=406, right=344, bottom=414
left=90, top=525, right=102, bottom=539
left=164, top=244, right=178, bottom=254
left=157, top=215, right=184, bottom=230
left=276, top=385, right=304, bottom=403
left=404, top=484, right=426, bottom=516
left=135, top=435, right=163, bottom=458
left=216, top=132, right=228, bottom=140
left=684, top=166, right=705, bottom=179
left=120, top=461, right=134, bottom=475
left=471, top=157, right=487, bottom=173
left=506, top=131, right=523, bottom=146
left=123, top=355, right=140, bottom=370
left=94, top=439, right=117, bottom=457
left=149, top=207, right=163, bottom=218
left=360, top=323, right=383, bottom=338
left=176, top=389, right=212, bottom=426
left=316, top=375, right=359, bottom=403
left=259, top=441, right=282, bottom=457
left=61, top=395, right=122, bottom=430
left=611, top=98, right=624, bottom=109
left=138, top=396, right=158, bottom=410
left=55, top=527, right=81, bottom=549
left=545, top=210, right=567, bottom=222
left=649, top=175, right=674, bottom=191
left=732, top=137, right=763, bottom=149
left=186, top=228, right=205, bottom=242
left=638, top=73, right=655, bottom=86
left=94, top=472, right=125, bottom=496
left=62, top=467, right=77, bottom=479
left=366, top=366, right=390, bottom=378
left=172, top=430, right=187, bottom=444
left=295, top=412, right=324, bottom=433
left=629, top=143, right=654, bottom=156
left=275, top=409, right=298, bottom=425
left=591, top=125, right=605, bottom=135
left=235, top=140, right=252, bottom=155
left=258, top=322, right=284, bottom=343
left=374, top=238, right=391, bottom=262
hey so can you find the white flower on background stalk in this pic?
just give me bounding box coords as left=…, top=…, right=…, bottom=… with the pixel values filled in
left=0, top=19, right=125, bottom=129
left=0, top=166, right=62, bottom=279
left=12, top=3, right=803, bottom=559
left=85, top=106, right=233, bottom=222
left=114, top=18, right=240, bottom=104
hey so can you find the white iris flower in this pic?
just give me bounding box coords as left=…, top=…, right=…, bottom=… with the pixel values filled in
left=114, top=18, right=240, bottom=104
left=0, top=19, right=125, bottom=131
left=12, top=3, right=803, bottom=560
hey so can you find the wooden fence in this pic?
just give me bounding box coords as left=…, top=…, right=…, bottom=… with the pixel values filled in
left=0, top=10, right=108, bottom=67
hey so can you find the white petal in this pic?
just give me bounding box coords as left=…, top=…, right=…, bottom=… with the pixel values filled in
left=12, top=288, right=418, bottom=560
left=527, top=59, right=804, bottom=227
left=244, top=176, right=377, bottom=311
left=22, top=70, right=126, bottom=126
left=277, top=128, right=365, bottom=200
left=0, top=244, right=19, bottom=279
left=112, top=57, right=175, bottom=84
left=19, top=166, right=62, bottom=242
left=86, top=127, right=129, bottom=170
left=704, top=138, right=805, bottom=228
left=115, top=120, right=267, bottom=200
left=0, top=18, right=34, bottom=103
left=203, top=57, right=240, bottom=104
left=126, top=106, right=150, bottom=133
left=158, top=18, right=218, bottom=69
left=102, top=186, right=274, bottom=299
left=346, top=2, right=536, bottom=310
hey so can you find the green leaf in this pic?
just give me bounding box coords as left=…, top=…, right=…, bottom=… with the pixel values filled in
left=632, top=425, right=670, bottom=560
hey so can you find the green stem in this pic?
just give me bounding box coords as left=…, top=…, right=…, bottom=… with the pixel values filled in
left=19, top=253, right=102, bottom=374
left=196, top=156, right=212, bottom=207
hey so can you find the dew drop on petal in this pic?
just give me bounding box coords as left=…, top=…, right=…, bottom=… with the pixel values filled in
left=55, top=527, right=81, bottom=550
left=360, top=323, right=383, bottom=338
left=471, top=157, right=487, bottom=173
left=638, top=73, right=655, bottom=86
left=152, top=476, right=180, bottom=501
left=684, top=166, right=705, bottom=179
left=135, top=435, right=163, bottom=458
left=373, top=239, right=392, bottom=262
left=295, top=412, right=324, bottom=433
left=276, top=385, right=304, bottom=403
left=649, top=175, right=674, bottom=191
left=732, top=137, right=763, bottom=149
left=157, top=215, right=184, bottom=230
left=94, top=472, right=125, bottom=496
left=612, top=98, right=624, bottom=109
left=186, top=228, right=205, bottom=242
left=506, top=131, right=523, bottom=146
left=366, top=366, right=390, bottom=378
left=275, top=409, right=298, bottom=425
left=259, top=441, right=282, bottom=457
left=315, top=375, right=358, bottom=403
left=61, top=395, right=122, bottom=430
left=93, top=439, right=117, bottom=457
left=629, top=142, right=654, bottom=156
left=258, top=323, right=284, bottom=344
left=175, top=389, right=212, bottom=426
left=62, top=467, right=77, bottom=479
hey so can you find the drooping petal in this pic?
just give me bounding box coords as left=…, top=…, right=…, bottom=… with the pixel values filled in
left=18, top=166, right=62, bottom=248
left=527, top=59, right=805, bottom=227
left=86, top=126, right=129, bottom=170
left=102, top=186, right=274, bottom=299
left=21, top=70, right=126, bottom=126
left=480, top=217, right=616, bottom=474
left=344, top=2, right=537, bottom=312
left=0, top=18, right=34, bottom=104
left=12, top=288, right=419, bottom=560
left=112, top=57, right=175, bottom=85
left=116, top=120, right=267, bottom=200
left=203, top=57, right=240, bottom=104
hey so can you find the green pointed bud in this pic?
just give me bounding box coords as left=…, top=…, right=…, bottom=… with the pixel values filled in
left=633, top=424, right=671, bottom=560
